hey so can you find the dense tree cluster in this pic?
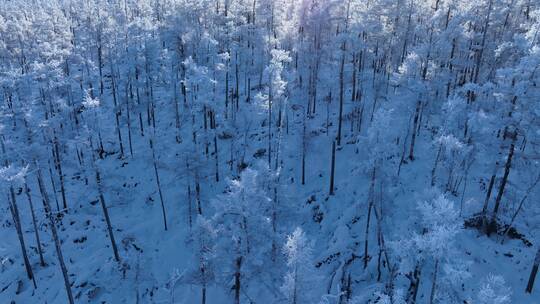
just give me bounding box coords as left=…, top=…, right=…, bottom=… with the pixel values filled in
left=0, top=0, right=539, bottom=303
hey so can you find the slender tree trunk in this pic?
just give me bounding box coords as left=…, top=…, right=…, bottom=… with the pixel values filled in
left=488, top=143, right=515, bottom=235
left=364, top=199, right=373, bottom=269
left=501, top=172, right=540, bottom=243
left=126, top=80, right=134, bottom=156
left=337, top=52, right=345, bottom=146
left=24, top=180, right=45, bottom=267
left=92, top=153, right=121, bottom=262
left=301, top=110, right=307, bottom=185
left=97, top=33, right=104, bottom=96
left=214, top=135, right=219, bottom=182
left=364, top=167, right=376, bottom=269
left=408, top=100, right=421, bottom=161
left=36, top=166, right=74, bottom=304
left=406, top=264, right=421, bottom=304
left=48, top=163, right=61, bottom=211
left=329, top=140, right=336, bottom=195
left=225, top=57, right=230, bottom=119
left=174, top=68, right=181, bottom=143
left=268, top=85, right=273, bottom=166
left=201, top=263, right=207, bottom=304
left=115, top=112, right=125, bottom=158
left=482, top=171, right=497, bottom=217
left=1, top=136, right=36, bottom=286
left=430, top=143, right=443, bottom=186
left=110, top=61, right=125, bottom=158
left=150, top=138, right=168, bottom=231
left=526, top=248, right=540, bottom=293
left=429, top=259, right=439, bottom=304
left=292, top=265, right=298, bottom=304
left=8, top=188, right=37, bottom=289
left=351, top=53, right=357, bottom=102
left=473, top=0, right=493, bottom=84
left=196, top=172, right=202, bottom=215
left=53, top=136, right=68, bottom=210
left=234, top=256, right=242, bottom=304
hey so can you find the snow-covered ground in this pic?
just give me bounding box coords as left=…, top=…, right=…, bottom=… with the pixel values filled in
left=1, top=1, right=540, bottom=303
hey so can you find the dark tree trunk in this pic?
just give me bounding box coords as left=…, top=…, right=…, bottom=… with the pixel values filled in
left=488, top=143, right=515, bottom=235
left=234, top=256, right=242, bottom=304
left=482, top=172, right=497, bottom=216
left=36, top=167, right=75, bottom=304
left=93, top=155, right=121, bottom=262
left=126, top=80, right=134, bottom=157
left=408, top=100, right=421, bottom=161
left=337, top=52, right=345, bottom=146
left=526, top=248, right=540, bottom=293
left=214, top=135, right=219, bottom=182
left=48, top=163, right=61, bottom=211
left=329, top=140, right=336, bottom=195
left=8, top=188, right=37, bottom=289
left=24, top=180, right=45, bottom=267
left=1, top=136, right=36, bottom=286
left=53, top=136, right=68, bottom=210
left=429, top=259, right=439, bottom=304
left=364, top=167, right=376, bottom=269
left=150, top=138, right=168, bottom=231
left=406, top=264, right=421, bottom=304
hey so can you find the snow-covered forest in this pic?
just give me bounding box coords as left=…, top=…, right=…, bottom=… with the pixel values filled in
left=1, top=0, right=539, bottom=303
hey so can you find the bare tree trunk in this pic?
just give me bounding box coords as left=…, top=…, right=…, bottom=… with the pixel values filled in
left=97, top=32, right=104, bottom=96
left=337, top=52, right=345, bottom=146
left=201, top=263, right=207, bottom=304
left=364, top=168, right=376, bottom=269
left=488, top=143, right=515, bottom=235
left=8, top=189, right=37, bottom=289
left=364, top=199, right=373, bottom=269
left=293, top=265, right=298, bottom=304
left=196, top=172, right=202, bottom=215
left=501, top=172, right=540, bottom=243
left=429, top=259, right=439, bottom=304
left=174, top=68, right=182, bottom=143
left=268, top=84, right=273, bottom=166
left=397, top=116, right=413, bottom=176
left=473, top=0, right=493, bottom=84
left=408, top=100, right=421, bottom=161
left=234, top=256, right=242, bottom=304
left=47, top=162, right=61, bottom=211
left=430, top=143, right=443, bottom=186
left=225, top=55, right=230, bottom=119
left=36, top=166, right=75, bottom=304
left=53, top=136, right=68, bottom=210
left=1, top=136, right=36, bottom=287
left=406, top=264, right=421, bottom=304
left=24, top=179, right=45, bottom=267
left=214, top=135, right=219, bottom=182
left=126, top=80, right=134, bottom=157
left=526, top=248, right=540, bottom=293
left=301, top=110, right=307, bottom=185
left=150, top=138, right=168, bottom=231
left=92, top=151, right=121, bottom=262
left=329, top=140, right=336, bottom=195
left=109, top=60, right=125, bottom=158
left=351, top=52, right=357, bottom=102
left=482, top=170, right=497, bottom=218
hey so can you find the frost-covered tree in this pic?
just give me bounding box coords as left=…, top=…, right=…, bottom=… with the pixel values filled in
left=186, top=216, right=217, bottom=304
left=210, top=168, right=274, bottom=303
left=393, top=194, right=469, bottom=304
left=476, top=274, right=512, bottom=304
left=281, top=227, right=319, bottom=304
